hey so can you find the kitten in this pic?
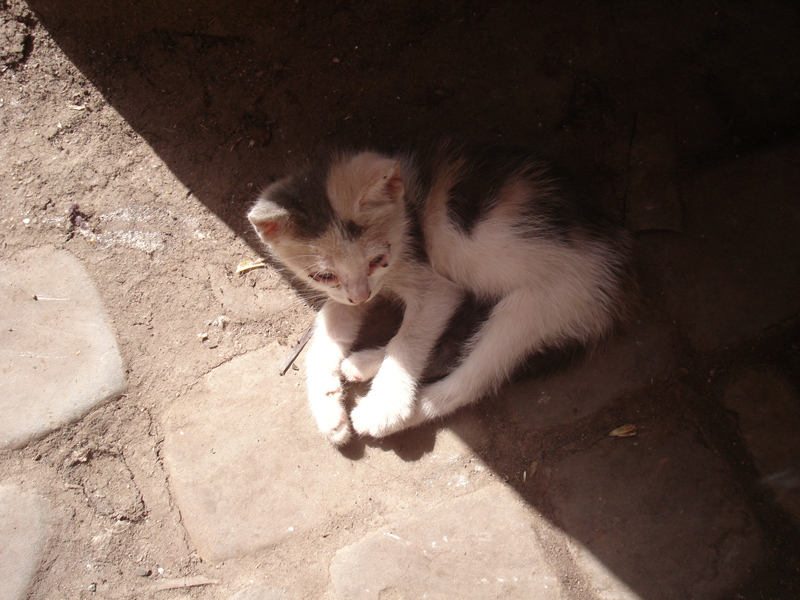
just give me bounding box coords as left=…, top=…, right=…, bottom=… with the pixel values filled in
left=248, top=143, right=634, bottom=445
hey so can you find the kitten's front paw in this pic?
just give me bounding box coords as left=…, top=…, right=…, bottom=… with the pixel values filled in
left=340, top=347, right=385, bottom=383
left=309, top=385, right=352, bottom=446
left=350, top=390, right=413, bottom=439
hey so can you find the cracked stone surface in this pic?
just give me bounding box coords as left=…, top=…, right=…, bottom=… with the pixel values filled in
left=229, top=586, right=287, bottom=600
left=625, top=112, right=682, bottom=233
left=0, top=246, right=127, bottom=449
left=723, top=368, right=800, bottom=525
left=2, top=0, right=800, bottom=597
left=329, top=483, right=563, bottom=600
left=161, top=343, right=495, bottom=563
left=503, top=321, right=674, bottom=432
left=654, top=144, right=800, bottom=351
left=0, top=485, right=51, bottom=600
left=545, top=414, right=765, bottom=600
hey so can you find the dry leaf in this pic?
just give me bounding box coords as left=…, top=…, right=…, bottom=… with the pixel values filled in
left=609, top=424, right=637, bottom=437
left=236, top=258, right=266, bottom=274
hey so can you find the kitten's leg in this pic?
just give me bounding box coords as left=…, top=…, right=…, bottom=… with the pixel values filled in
left=350, top=280, right=462, bottom=438
left=305, top=300, right=367, bottom=445
left=340, top=347, right=386, bottom=383
left=412, top=287, right=592, bottom=425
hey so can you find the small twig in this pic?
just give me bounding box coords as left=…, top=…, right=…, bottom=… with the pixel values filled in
left=279, top=324, right=314, bottom=375
left=149, top=576, right=217, bottom=592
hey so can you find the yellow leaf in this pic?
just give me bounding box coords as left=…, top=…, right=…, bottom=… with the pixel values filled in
left=609, top=424, right=637, bottom=437
left=236, top=258, right=266, bottom=274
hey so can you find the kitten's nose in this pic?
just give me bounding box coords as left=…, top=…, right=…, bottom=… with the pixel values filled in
left=348, top=291, right=370, bottom=304
left=347, top=285, right=370, bottom=304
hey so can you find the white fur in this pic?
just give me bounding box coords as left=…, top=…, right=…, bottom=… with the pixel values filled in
left=249, top=148, right=630, bottom=444
left=340, top=347, right=385, bottom=382
left=303, top=301, right=368, bottom=444
left=349, top=272, right=462, bottom=437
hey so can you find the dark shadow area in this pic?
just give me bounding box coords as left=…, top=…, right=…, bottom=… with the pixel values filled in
left=21, top=0, right=800, bottom=597
left=27, top=0, right=800, bottom=236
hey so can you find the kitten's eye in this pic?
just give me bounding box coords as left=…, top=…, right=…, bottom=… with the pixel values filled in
left=311, top=272, right=337, bottom=283
left=368, top=253, right=388, bottom=274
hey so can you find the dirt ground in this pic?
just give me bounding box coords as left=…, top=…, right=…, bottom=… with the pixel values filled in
left=1, top=0, right=800, bottom=598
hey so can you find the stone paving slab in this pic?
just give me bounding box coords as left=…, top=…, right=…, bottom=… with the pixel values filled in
left=0, top=246, right=127, bottom=449
left=229, top=586, right=286, bottom=600
left=162, top=343, right=494, bottom=563
left=0, top=485, right=51, bottom=600
left=502, top=321, right=673, bottom=432
left=329, top=482, right=562, bottom=600
left=625, top=112, right=683, bottom=233
left=655, top=144, right=800, bottom=351
left=544, top=415, right=765, bottom=600
left=723, top=368, right=800, bottom=525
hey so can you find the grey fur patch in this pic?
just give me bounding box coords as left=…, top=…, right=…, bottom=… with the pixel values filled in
left=267, top=159, right=336, bottom=239
left=340, top=219, right=365, bottom=241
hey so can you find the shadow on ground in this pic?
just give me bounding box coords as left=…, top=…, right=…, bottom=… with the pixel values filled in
left=23, top=0, right=800, bottom=598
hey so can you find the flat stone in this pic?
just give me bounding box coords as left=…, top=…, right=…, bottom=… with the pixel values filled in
left=503, top=321, right=673, bottom=432
left=161, top=344, right=493, bottom=562
left=0, top=485, right=51, bottom=600
left=723, top=368, right=800, bottom=525
left=654, top=144, right=800, bottom=351
left=545, top=415, right=764, bottom=599
left=625, top=112, right=683, bottom=233
left=561, top=541, right=642, bottom=600
left=206, top=262, right=299, bottom=322
left=230, top=586, right=286, bottom=600
left=0, top=246, right=127, bottom=449
left=330, top=483, right=562, bottom=600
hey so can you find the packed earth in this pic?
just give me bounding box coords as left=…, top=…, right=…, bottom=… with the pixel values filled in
left=1, top=1, right=799, bottom=599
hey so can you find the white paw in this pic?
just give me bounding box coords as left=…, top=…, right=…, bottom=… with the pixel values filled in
left=340, top=348, right=385, bottom=383
left=350, top=391, right=414, bottom=438
left=309, top=384, right=352, bottom=446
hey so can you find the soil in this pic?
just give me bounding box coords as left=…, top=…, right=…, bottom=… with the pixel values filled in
left=1, top=0, right=800, bottom=598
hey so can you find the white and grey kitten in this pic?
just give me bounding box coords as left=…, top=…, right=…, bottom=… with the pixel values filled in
left=248, top=144, right=634, bottom=445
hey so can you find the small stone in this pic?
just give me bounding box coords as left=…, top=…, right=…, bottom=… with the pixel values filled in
left=88, top=582, right=97, bottom=592
left=211, top=315, right=229, bottom=329
left=136, top=566, right=152, bottom=577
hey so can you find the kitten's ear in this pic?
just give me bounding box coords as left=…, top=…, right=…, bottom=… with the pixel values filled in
left=248, top=199, right=293, bottom=244
left=360, top=161, right=404, bottom=212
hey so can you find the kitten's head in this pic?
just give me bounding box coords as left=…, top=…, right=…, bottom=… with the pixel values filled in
left=248, top=151, right=407, bottom=305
